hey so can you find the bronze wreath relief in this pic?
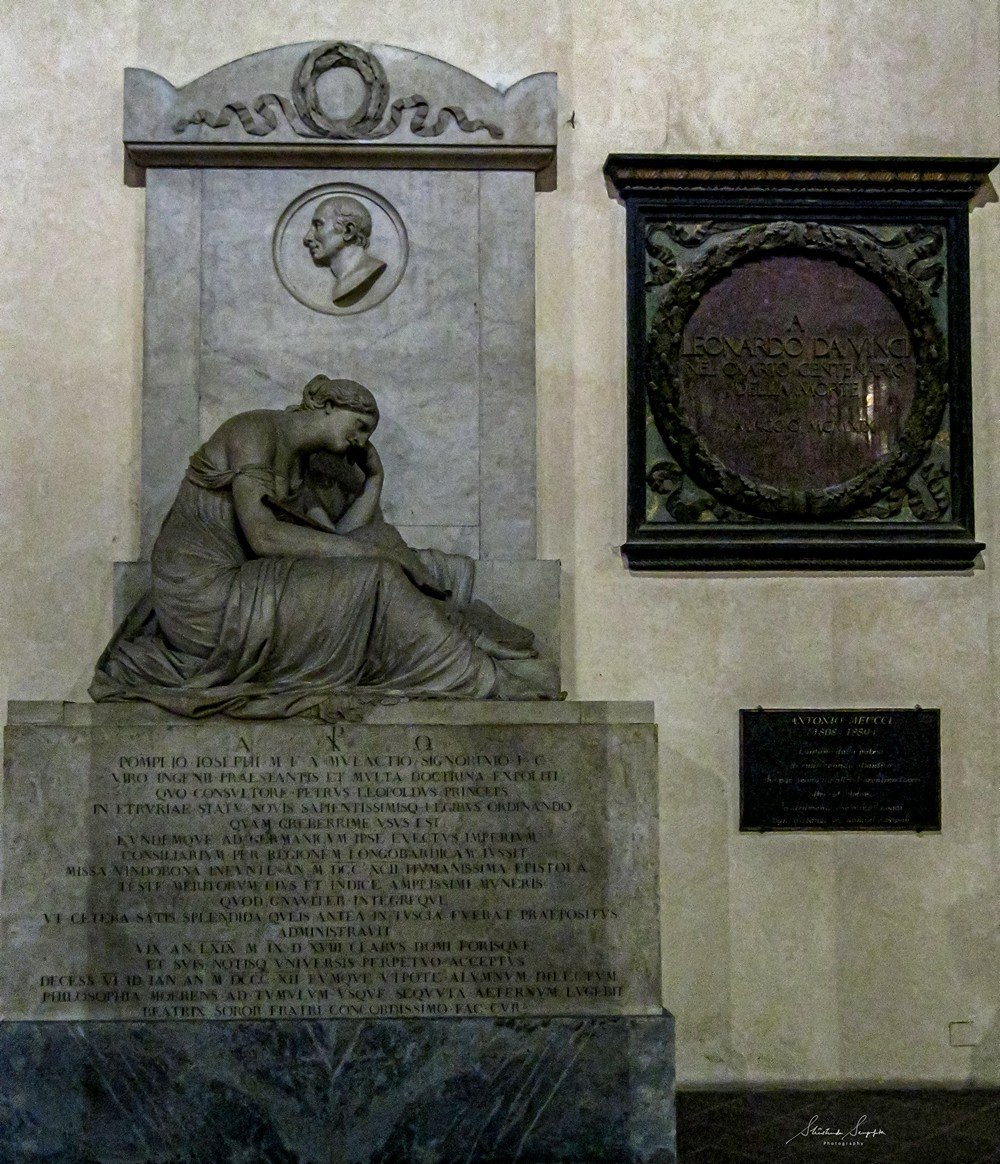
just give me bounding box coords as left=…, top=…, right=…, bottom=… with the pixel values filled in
left=645, top=221, right=949, bottom=521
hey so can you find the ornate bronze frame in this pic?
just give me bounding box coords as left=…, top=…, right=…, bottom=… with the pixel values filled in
left=605, top=155, right=996, bottom=570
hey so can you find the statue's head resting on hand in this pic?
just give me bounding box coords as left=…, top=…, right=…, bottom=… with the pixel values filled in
left=303, top=196, right=388, bottom=306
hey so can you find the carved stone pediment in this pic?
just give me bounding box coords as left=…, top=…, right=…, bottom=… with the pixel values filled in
left=125, top=41, right=557, bottom=189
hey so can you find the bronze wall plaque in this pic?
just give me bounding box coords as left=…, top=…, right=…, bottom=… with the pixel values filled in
left=740, top=708, right=941, bottom=832
left=604, top=156, right=996, bottom=570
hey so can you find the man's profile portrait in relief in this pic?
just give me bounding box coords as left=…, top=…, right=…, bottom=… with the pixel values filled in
left=303, top=195, right=388, bottom=307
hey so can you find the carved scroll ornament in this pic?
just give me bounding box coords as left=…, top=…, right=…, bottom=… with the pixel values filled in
left=173, top=41, right=505, bottom=141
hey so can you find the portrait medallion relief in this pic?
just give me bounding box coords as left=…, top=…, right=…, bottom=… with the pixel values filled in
left=272, top=182, right=409, bottom=315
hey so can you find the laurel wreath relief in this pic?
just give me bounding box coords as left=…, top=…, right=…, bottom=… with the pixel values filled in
left=644, top=220, right=949, bottom=522
left=173, top=42, right=505, bottom=142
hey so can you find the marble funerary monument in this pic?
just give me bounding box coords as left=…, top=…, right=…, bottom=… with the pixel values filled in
left=0, top=42, right=674, bottom=1163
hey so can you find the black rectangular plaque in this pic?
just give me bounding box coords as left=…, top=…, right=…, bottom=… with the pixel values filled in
left=604, top=155, right=998, bottom=570
left=740, top=708, right=941, bottom=831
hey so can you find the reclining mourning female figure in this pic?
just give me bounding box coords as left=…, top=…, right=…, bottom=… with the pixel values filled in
left=91, top=375, right=556, bottom=718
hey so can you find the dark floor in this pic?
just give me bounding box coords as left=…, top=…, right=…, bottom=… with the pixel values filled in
left=676, top=1089, right=1000, bottom=1163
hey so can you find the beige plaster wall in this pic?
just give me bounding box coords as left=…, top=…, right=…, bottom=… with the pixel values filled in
left=1, top=0, right=998, bottom=1085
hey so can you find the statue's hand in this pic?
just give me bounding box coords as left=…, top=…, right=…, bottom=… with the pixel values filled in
left=361, top=443, right=384, bottom=481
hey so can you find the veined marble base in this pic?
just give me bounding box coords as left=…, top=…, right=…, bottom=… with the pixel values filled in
left=0, top=1014, right=675, bottom=1163
left=2, top=700, right=660, bottom=1024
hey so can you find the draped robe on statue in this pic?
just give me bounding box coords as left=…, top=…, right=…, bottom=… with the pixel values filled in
left=91, top=446, right=543, bottom=718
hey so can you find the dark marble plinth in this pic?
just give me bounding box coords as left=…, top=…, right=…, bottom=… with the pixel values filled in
left=0, top=1014, right=675, bottom=1163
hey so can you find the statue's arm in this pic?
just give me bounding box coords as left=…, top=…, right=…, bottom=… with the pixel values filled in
left=232, top=473, right=375, bottom=560
left=334, top=443, right=384, bottom=533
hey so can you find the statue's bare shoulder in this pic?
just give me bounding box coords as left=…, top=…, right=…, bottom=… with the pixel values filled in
left=200, top=409, right=283, bottom=470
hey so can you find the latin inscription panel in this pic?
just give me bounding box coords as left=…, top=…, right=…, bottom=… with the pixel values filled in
left=1, top=719, right=659, bottom=1021
left=740, top=708, right=941, bottom=831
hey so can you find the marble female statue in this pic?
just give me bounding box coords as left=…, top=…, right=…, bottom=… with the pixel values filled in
left=91, top=376, right=555, bottom=717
